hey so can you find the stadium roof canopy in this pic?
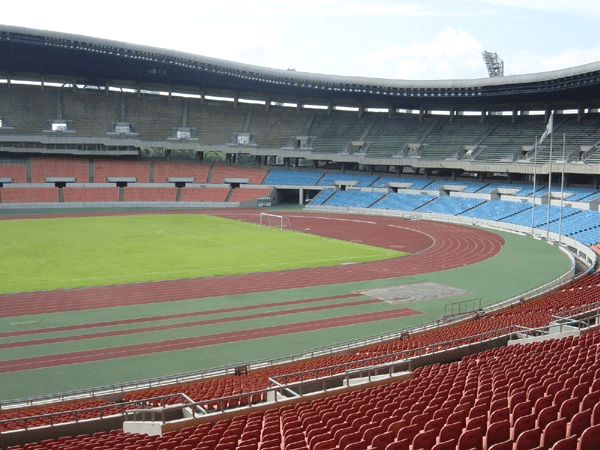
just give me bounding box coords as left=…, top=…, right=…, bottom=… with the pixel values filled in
left=2, top=25, right=600, bottom=111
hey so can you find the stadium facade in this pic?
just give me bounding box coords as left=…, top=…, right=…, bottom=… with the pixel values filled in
left=1, top=25, right=600, bottom=186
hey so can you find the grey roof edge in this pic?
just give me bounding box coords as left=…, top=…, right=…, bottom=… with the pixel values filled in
left=2, top=24, right=600, bottom=91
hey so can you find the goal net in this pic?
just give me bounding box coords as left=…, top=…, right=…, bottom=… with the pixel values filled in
left=259, top=212, right=292, bottom=231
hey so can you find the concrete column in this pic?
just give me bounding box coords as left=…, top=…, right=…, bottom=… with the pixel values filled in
left=120, top=95, right=127, bottom=122
left=56, top=90, right=63, bottom=120
left=182, top=102, right=189, bottom=128
left=299, top=187, right=304, bottom=205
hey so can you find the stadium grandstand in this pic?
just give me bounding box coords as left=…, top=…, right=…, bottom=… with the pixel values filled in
left=2, top=25, right=600, bottom=450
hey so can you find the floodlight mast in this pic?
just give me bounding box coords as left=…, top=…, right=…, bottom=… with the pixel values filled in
left=482, top=51, right=504, bottom=77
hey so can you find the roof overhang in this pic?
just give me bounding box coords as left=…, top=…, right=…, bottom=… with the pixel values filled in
left=1, top=25, right=600, bottom=111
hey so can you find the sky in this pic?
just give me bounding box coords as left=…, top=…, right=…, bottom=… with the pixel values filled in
left=3, top=0, right=600, bottom=81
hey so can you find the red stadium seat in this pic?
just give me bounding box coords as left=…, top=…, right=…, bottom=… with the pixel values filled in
left=514, top=427, right=541, bottom=450
left=541, top=417, right=567, bottom=449
left=484, top=420, right=510, bottom=449
left=550, top=435, right=578, bottom=450
left=577, top=423, right=600, bottom=450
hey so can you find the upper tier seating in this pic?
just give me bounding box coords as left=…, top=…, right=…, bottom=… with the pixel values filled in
left=420, top=117, right=491, bottom=160
left=308, top=112, right=368, bottom=153
left=365, top=115, right=442, bottom=158
left=476, top=115, right=545, bottom=162
left=248, top=107, right=310, bottom=148
left=187, top=102, right=248, bottom=145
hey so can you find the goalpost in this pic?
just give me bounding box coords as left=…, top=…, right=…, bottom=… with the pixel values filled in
left=259, top=212, right=292, bottom=231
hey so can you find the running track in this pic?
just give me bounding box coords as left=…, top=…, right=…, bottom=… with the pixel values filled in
left=0, top=308, right=421, bottom=373
left=0, top=210, right=504, bottom=318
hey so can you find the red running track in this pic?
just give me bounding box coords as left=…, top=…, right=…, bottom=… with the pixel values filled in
left=0, top=308, right=421, bottom=373
left=0, top=210, right=504, bottom=318
left=0, top=297, right=380, bottom=350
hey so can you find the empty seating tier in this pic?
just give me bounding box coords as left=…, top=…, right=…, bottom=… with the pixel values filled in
left=0, top=164, right=27, bottom=183
left=62, top=186, right=120, bottom=202
left=228, top=187, right=273, bottom=203
left=1, top=187, right=59, bottom=203
left=153, top=161, right=211, bottom=183
left=180, top=187, right=230, bottom=202
left=264, top=169, right=323, bottom=186
left=123, top=187, right=178, bottom=202
left=30, top=157, right=90, bottom=183
left=210, top=165, right=268, bottom=184
left=93, top=160, right=151, bottom=183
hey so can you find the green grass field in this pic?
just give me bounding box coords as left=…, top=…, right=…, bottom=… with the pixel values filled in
left=0, top=214, right=404, bottom=294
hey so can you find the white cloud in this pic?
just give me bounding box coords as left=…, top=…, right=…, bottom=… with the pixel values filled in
left=471, top=0, right=600, bottom=16
left=366, top=27, right=486, bottom=80
left=508, top=47, right=600, bottom=75
left=183, top=0, right=434, bottom=18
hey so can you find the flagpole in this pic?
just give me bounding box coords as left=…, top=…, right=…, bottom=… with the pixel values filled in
left=531, top=137, right=537, bottom=237
left=559, top=133, right=566, bottom=245
left=546, top=113, right=554, bottom=241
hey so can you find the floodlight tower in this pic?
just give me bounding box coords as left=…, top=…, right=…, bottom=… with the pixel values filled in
left=482, top=51, right=504, bottom=77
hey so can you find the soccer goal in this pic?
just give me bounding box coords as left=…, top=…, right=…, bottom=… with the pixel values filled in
left=259, top=212, right=292, bottom=231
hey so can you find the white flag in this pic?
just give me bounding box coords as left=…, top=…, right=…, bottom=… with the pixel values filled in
left=539, top=111, right=554, bottom=145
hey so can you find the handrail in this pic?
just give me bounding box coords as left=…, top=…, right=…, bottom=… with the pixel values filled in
left=269, top=325, right=517, bottom=387
left=0, top=393, right=189, bottom=431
